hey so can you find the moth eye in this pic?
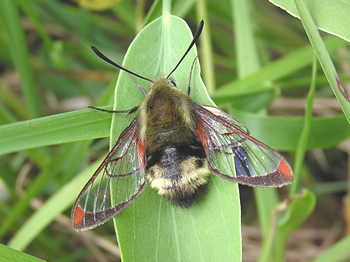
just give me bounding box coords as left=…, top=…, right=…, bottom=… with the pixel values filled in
left=168, top=79, right=176, bottom=87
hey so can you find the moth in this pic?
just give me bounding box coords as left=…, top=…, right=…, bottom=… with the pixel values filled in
left=72, top=20, right=293, bottom=231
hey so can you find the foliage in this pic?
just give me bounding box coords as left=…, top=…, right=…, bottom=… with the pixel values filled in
left=0, top=0, right=349, bottom=261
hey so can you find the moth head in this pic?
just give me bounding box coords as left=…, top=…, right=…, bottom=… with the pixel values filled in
left=149, top=77, right=177, bottom=91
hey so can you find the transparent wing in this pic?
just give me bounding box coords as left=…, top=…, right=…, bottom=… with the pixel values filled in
left=195, top=104, right=293, bottom=187
left=72, top=119, right=147, bottom=231
left=202, top=105, right=249, bottom=134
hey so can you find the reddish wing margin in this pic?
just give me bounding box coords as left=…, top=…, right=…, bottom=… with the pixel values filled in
left=195, top=104, right=293, bottom=187
left=71, top=119, right=147, bottom=231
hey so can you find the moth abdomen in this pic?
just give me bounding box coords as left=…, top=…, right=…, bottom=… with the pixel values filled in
left=146, top=143, right=210, bottom=208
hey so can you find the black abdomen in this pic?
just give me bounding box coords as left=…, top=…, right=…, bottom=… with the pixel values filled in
left=146, top=141, right=209, bottom=208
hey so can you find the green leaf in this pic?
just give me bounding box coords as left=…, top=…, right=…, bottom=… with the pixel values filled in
left=231, top=0, right=279, bottom=255
left=1, top=104, right=348, bottom=156
left=8, top=157, right=102, bottom=251
left=277, top=189, right=316, bottom=235
left=0, top=243, right=45, bottom=262
left=0, top=141, right=90, bottom=238
left=0, top=0, right=40, bottom=118
left=0, top=108, right=111, bottom=155
left=269, top=0, right=350, bottom=42
left=312, top=236, right=350, bottom=262
left=293, top=0, right=350, bottom=123
left=230, top=110, right=350, bottom=151
left=109, top=15, right=242, bottom=261
left=259, top=190, right=316, bottom=261
left=212, top=36, right=346, bottom=102
left=290, top=56, right=318, bottom=196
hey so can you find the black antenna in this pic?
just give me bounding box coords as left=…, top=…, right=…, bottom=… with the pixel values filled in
left=91, top=46, right=153, bottom=83
left=167, top=20, right=204, bottom=79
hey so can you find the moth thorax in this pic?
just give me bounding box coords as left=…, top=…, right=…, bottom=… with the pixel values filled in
left=139, top=79, right=195, bottom=141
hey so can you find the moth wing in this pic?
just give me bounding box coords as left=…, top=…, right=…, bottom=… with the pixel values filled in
left=196, top=105, right=293, bottom=187
left=72, top=119, right=146, bottom=231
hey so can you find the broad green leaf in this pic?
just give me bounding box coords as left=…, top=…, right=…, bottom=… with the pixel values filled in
left=269, top=0, right=350, bottom=42
left=0, top=243, right=45, bottom=262
left=110, top=16, right=241, bottom=261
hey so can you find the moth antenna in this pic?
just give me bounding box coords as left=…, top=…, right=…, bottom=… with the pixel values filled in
left=91, top=46, right=153, bottom=84
left=186, top=56, right=199, bottom=95
left=88, top=106, right=135, bottom=114
left=127, top=73, right=147, bottom=96
left=167, top=20, right=204, bottom=79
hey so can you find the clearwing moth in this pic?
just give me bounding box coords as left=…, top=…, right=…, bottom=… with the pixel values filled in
left=72, top=20, right=293, bottom=231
